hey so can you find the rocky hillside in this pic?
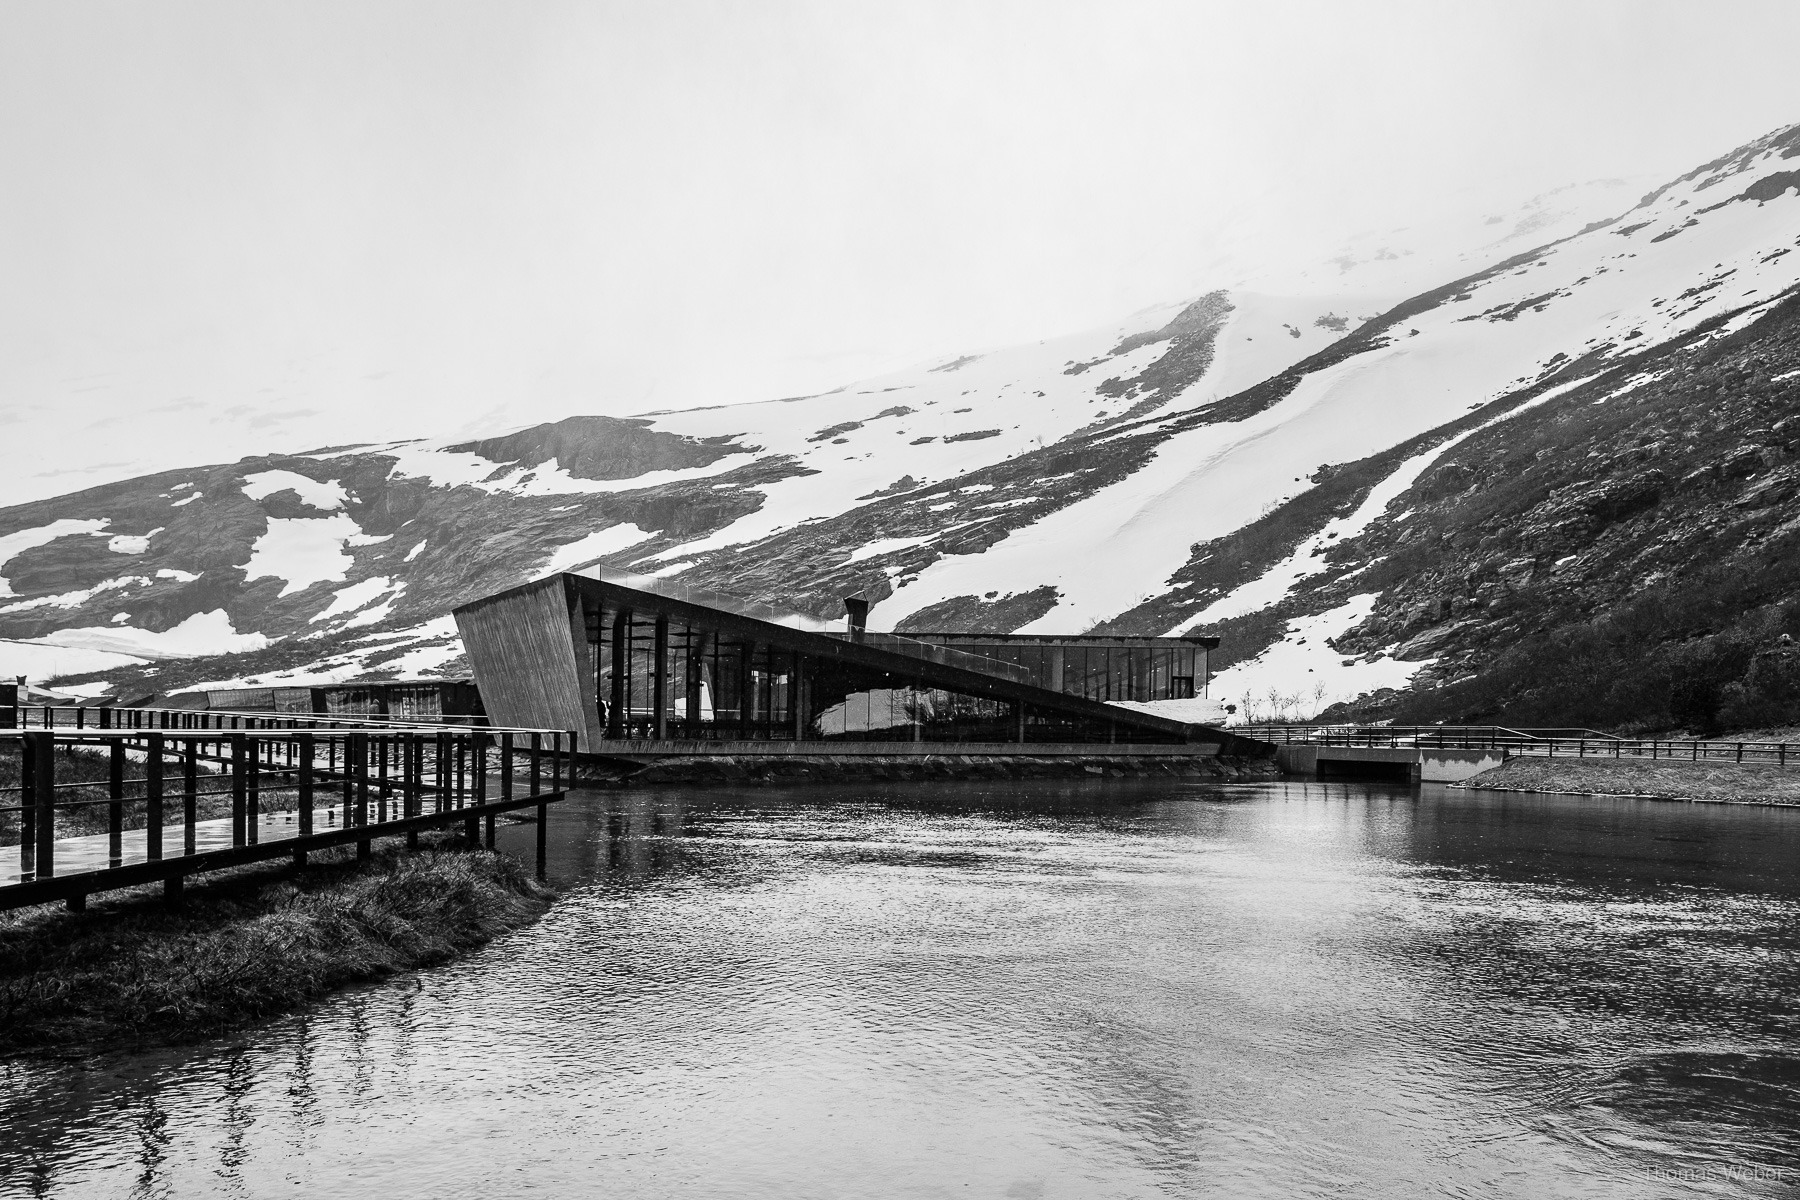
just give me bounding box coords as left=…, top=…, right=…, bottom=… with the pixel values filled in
left=4, top=122, right=1800, bottom=732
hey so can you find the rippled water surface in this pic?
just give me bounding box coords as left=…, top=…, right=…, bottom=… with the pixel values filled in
left=7, top=779, right=1800, bottom=1198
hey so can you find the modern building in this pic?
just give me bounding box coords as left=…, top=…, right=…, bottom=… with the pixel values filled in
left=452, top=571, right=1256, bottom=757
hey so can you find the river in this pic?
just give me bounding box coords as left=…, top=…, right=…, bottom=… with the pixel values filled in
left=4, top=779, right=1800, bottom=1198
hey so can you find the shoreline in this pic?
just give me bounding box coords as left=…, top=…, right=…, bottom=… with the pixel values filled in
left=0, top=835, right=554, bottom=1057
left=1452, top=756, right=1800, bottom=807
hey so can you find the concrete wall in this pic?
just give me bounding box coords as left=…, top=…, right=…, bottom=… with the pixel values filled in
left=1275, top=745, right=1506, bottom=783
left=454, top=576, right=595, bottom=747
left=1418, top=750, right=1506, bottom=782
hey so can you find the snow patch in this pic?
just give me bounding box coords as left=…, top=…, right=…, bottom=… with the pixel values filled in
left=1170, top=373, right=1601, bottom=633
left=311, top=576, right=399, bottom=624
left=542, top=524, right=654, bottom=574
left=242, top=470, right=348, bottom=511
left=0, top=575, right=151, bottom=614
left=25, top=609, right=269, bottom=660
left=847, top=534, right=938, bottom=564
left=1209, top=595, right=1426, bottom=714
left=0, top=640, right=148, bottom=680
left=106, top=527, right=162, bottom=554
left=242, top=515, right=366, bottom=597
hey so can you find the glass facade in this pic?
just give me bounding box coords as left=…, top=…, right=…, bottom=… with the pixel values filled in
left=891, top=635, right=1210, bottom=702
left=579, top=594, right=1184, bottom=745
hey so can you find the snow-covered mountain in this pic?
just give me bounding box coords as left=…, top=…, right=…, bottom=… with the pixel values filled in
left=4, top=122, right=1799, bottom=730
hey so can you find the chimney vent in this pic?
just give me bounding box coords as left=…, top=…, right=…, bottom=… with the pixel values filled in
left=844, top=596, right=870, bottom=639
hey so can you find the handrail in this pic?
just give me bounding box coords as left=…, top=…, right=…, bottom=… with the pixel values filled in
left=0, top=702, right=561, bottom=737
left=1, top=719, right=579, bottom=909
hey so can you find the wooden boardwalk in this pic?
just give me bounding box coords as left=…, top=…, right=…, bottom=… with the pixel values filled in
left=1, top=707, right=576, bottom=911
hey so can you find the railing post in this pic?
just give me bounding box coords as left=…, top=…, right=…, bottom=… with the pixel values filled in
left=180, top=739, right=196, bottom=856
left=467, top=733, right=486, bottom=844
left=492, top=733, right=512, bottom=849
left=376, top=735, right=390, bottom=824
left=231, top=734, right=248, bottom=846
left=295, top=733, right=313, bottom=866
left=24, top=732, right=52, bottom=883
left=108, top=740, right=125, bottom=867
left=405, top=734, right=421, bottom=851
left=530, top=732, right=542, bottom=797
left=354, top=733, right=371, bottom=860
left=145, top=731, right=164, bottom=863
left=246, top=736, right=260, bottom=845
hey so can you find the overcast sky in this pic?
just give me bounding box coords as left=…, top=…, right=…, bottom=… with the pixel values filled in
left=3, top=0, right=1798, bottom=506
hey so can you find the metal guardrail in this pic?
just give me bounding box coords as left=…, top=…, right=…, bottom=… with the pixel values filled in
left=1237, top=724, right=1800, bottom=767
left=1, top=705, right=577, bottom=911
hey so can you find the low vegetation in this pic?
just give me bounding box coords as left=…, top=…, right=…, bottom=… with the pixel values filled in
left=1460, top=756, right=1800, bottom=805
left=0, top=835, right=554, bottom=1053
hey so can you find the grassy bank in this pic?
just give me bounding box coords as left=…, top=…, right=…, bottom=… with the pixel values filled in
left=0, top=835, right=553, bottom=1054
left=1458, top=756, right=1800, bottom=805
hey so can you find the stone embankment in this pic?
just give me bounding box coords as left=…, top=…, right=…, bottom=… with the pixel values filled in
left=1456, top=756, right=1800, bottom=806
left=588, top=754, right=1279, bottom=787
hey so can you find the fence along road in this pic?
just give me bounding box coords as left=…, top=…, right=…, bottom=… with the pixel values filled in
left=1, top=705, right=576, bottom=912
left=1239, top=724, right=1800, bottom=767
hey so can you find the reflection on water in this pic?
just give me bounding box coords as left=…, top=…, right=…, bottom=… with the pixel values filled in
left=5, top=780, right=1800, bottom=1198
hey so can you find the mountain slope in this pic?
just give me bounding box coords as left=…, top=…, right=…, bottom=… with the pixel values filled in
left=4, top=122, right=1799, bottom=726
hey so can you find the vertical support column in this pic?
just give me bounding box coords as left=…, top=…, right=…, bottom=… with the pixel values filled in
left=608, top=609, right=630, bottom=739
left=913, top=679, right=924, bottom=742
left=231, top=734, right=249, bottom=847
left=296, top=732, right=314, bottom=866
left=686, top=634, right=704, bottom=729
left=790, top=653, right=805, bottom=741
left=183, top=740, right=198, bottom=855
left=653, top=615, right=670, bottom=740
left=530, top=733, right=542, bottom=796
left=739, top=640, right=756, bottom=740
left=1016, top=701, right=1027, bottom=744
left=144, top=732, right=164, bottom=862
left=108, top=740, right=125, bottom=867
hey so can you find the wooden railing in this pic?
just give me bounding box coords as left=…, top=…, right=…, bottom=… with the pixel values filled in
left=1238, top=724, right=1800, bottom=766
left=1, top=706, right=577, bottom=912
